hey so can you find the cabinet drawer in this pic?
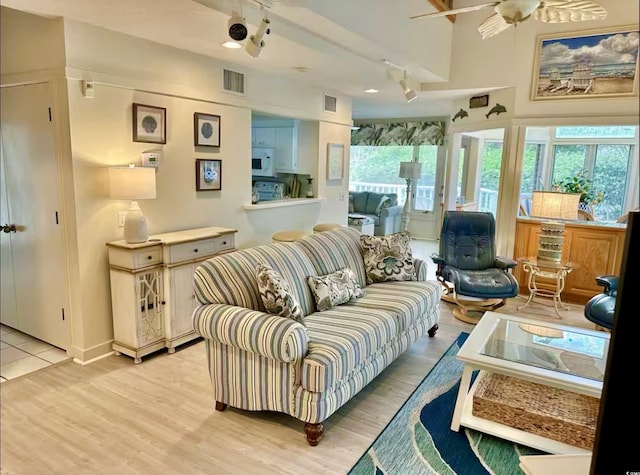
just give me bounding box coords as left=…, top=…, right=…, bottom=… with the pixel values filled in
left=108, top=245, right=162, bottom=270
left=134, top=248, right=163, bottom=268
left=168, top=238, right=216, bottom=264
left=215, top=234, right=235, bottom=252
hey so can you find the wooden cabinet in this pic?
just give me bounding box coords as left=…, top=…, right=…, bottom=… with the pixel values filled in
left=513, top=217, right=626, bottom=304
left=107, top=226, right=237, bottom=363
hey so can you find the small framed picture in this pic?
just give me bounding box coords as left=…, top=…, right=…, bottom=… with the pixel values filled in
left=195, top=159, right=222, bottom=191
left=194, top=113, right=221, bottom=147
left=326, top=143, right=344, bottom=181
left=132, top=103, right=166, bottom=144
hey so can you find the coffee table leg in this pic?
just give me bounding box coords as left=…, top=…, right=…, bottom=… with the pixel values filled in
left=451, top=365, right=473, bottom=431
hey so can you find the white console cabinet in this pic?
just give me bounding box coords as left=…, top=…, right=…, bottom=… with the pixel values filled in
left=107, top=226, right=237, bottom=363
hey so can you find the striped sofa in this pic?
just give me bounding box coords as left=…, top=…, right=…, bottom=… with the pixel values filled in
left=192, top=227, right=441, bottom=446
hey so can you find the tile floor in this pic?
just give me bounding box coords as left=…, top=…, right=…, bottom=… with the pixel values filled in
left=0, top=324, right=71, bottom=383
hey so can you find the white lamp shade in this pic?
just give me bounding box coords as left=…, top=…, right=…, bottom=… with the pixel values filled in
left=399, top=162, right=422, bottom=179
left=109, top=166, right=156, bottom=200
left=530, top=191, right=580, bottom=220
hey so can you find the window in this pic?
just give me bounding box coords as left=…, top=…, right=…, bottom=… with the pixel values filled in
left=349, top=145, right=439, bottom=212
left=520, top=143, right=545, bottom=196
left=479, top=141, right=503, bottom=215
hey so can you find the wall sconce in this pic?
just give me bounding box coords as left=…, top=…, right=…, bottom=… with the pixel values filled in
left=399, top=71, right=417, bottom=103
left=109, top=165, right=157, bottom=243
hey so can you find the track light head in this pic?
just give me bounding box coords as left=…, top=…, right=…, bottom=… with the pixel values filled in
left=246, top=16, right=271, bottom=58
left=228, top=10, right=248, bottom=41
left=399, top=72, right=417, bottom=103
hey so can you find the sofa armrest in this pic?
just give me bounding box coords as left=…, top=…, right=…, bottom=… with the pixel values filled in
left=193, top=304, right=309, bottom=363
left=413, top=257, right=429, bottom=281
left=379, top=205, right=403, bottom=219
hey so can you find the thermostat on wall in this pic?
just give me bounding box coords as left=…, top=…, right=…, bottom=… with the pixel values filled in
left=141, top=150, right=162, bottom=168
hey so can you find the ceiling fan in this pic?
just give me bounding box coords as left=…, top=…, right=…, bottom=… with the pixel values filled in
left=410, top=0, right=607, bottom=39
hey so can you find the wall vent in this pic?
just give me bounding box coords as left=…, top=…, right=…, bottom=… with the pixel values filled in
left=222, top=69, right=245, bottom=95
left=323, top=94, right=337, bottom=113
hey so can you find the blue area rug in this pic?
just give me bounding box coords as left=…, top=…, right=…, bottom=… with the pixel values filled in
left=348, top=333, right=544, bottom=475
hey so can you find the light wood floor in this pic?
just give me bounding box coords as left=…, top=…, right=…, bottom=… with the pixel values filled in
left=1, top=242, right=598, bottom=474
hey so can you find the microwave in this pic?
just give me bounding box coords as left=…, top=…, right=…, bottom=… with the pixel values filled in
left=252, top=148, right=275, bottom=177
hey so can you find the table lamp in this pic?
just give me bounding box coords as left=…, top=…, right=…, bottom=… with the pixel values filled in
left=109, top=165, right=157, bottom=243
left=530, top=191, right=580, bottom=262
left=398, top=161, right=422, bottom=232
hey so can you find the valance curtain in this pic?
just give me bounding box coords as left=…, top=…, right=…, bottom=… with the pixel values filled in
left=351, top=121, right=446, bottom=146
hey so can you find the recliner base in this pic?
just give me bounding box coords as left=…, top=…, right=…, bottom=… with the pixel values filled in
left=440, top=280, right=506, bottom=324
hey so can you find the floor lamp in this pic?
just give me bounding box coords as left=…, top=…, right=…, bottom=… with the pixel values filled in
left=398, top=161, right=422, bottom=233
left=109, top=165, right=157, bottom=243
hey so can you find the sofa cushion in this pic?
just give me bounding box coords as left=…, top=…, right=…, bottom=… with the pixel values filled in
left=360, top=232, right=416, bottom=284
left=256, top=263, right=305, bottom=323
left=351, top=191, right=368, bottom=213
left=195, top=242, right=319, bottom=316
left=307, top=267, right=365, bottom=311
left=297, top=227, right=367, bottom=289
left=301, top=305, right=400, bottom=393
left=348, top=280, right=442, bottom=333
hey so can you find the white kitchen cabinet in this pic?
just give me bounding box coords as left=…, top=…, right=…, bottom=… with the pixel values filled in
left=274, top=126, right=299, bottom=173
left=107, top=226, right=237, bottom=363
left=252, top=127, right=276, bottom=148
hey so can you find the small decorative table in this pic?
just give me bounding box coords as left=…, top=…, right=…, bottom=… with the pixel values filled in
left=517, top=257, right=574, bottom=317
left=347, top=214, right=375, bottom=235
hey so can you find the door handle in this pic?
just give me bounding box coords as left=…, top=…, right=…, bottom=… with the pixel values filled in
left=2, top=224, right=16, bottom=233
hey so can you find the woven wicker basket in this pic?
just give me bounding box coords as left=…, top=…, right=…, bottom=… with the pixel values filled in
left=472, top=373, right=599, bottom=450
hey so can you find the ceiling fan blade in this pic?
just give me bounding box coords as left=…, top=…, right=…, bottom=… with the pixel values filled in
left=533, top=0, right=607, bottom=23
left=410, top=2, right=499, bottom=20
left=477, top=12, right=512, bottom=39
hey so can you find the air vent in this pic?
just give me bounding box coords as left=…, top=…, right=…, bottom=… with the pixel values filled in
left=323, top=94, right=337, bottom=113
left=222, top=69, right=245, bottom=95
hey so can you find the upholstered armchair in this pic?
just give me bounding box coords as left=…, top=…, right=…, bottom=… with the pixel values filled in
left=431, top=211, right=519, bottom=323
left=584, top=275, right=617, bottom=330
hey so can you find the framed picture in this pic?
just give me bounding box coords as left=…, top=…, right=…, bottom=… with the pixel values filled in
left=132, top=103, right=166, bottom=144
left=326, top=143, right=344, bottom=181
left=531, top=25, right=639, bottom=101
left=194, top=113, right=221, bottom=147
left=469, top=94, right=489, bottom=108
left=195, top=159, right=222, bottom=191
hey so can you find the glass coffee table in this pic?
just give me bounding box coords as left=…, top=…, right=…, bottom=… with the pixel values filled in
left=450, top=312, right=609, bottom=454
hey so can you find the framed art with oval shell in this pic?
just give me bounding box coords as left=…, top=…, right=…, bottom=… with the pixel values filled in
left=133, top=103, right=166, bottom=144
left=194, top=112, right=221, bottom=147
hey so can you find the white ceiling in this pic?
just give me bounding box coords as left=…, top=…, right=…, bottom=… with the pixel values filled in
left=1, top=0, right=496, bottom=119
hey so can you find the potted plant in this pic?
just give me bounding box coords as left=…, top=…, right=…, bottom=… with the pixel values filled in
left=552, top=170, right=604, bottom=211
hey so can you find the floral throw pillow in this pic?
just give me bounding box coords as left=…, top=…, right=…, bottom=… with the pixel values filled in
left=360, top=232, right=416, bottom=284
left=256, top=263, right=304, bottom=324
left=307, top=267, right=365, bottom=312
left=375, top=195, right=392, bottom=215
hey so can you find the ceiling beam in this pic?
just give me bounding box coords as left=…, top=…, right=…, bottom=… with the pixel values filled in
left=426, top=0, right=456, bottom=22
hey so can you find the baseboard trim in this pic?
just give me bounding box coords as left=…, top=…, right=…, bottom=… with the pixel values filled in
left=68, top=340, right=114, bottom=364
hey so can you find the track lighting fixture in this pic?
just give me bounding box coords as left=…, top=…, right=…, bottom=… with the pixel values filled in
left=399, top=71, right=417, bottom=103
left=228, top=10, right=248, bottom=41
left=246, top=13, right=271, bottom=58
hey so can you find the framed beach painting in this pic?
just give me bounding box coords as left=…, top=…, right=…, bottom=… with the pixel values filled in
left=531, top=25, right=639, bottom=101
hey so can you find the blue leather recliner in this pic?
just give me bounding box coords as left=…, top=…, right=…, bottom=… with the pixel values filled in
left=584, top=275, right=617, bottom=330
left=431, top=211, right=519, bottom=324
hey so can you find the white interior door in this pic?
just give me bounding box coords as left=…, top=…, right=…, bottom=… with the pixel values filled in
left=0, top=82, right=69, bottom=349
left=1, top=138, right=18, bottom=329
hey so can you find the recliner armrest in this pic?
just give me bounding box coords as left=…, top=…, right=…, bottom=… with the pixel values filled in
left=430, top=253, right=445, bottom=266
left=595, top=275, right=618, bottom=295
left=495, top=256, right=517, bottom=270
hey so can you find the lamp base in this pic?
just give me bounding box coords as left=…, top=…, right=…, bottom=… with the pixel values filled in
left=123, top=201, right=149, bottom=243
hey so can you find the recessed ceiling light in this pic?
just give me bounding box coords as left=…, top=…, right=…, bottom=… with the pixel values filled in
left=364, top=88, right=379, bottom=93
left=221, top=41, right=243, bottom=49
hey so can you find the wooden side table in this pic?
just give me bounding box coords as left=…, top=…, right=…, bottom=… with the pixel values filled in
left=516, top=257, right=574, bottom=317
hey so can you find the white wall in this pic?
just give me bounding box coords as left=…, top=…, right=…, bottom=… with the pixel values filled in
left=430, top=0, right=639, bottom=120
left=2, top=10, right=352, bottom=361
